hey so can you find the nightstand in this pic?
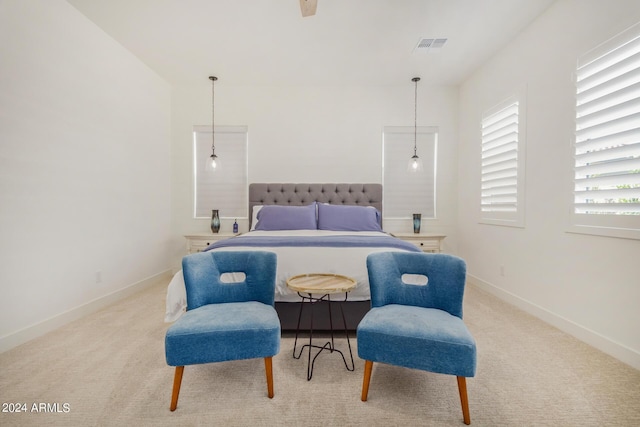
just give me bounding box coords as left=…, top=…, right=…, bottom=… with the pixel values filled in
left=184, top=233, right=238, bottom=254
left=393, top=233, right=446, bottom=253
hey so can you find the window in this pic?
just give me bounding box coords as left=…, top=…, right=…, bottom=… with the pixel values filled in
left=480, top=94, right=526, bottom=227
left=383, top=126, right=437, bottom=219
left=571, top=22, right=640, bottom=239
left=193, top=125, right=248, bottom=219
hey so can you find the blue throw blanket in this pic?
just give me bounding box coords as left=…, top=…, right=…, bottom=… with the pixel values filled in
left=205, top=234, right=422, bottom=253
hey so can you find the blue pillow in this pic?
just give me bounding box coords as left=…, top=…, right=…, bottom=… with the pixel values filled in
left=317, top=203, right=382, bottom=232
left=255, top=203, right=317, bottom=231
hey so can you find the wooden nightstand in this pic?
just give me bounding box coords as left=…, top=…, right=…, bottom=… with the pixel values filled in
left=393, top=233, right=446, bottom=253
left=184, top=233, right=238, bottom=254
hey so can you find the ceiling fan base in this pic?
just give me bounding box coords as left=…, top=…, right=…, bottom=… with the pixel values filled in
left=300, top=0, right=318, bottom=17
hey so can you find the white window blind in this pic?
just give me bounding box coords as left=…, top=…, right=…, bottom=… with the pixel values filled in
left=193, top=125, right=247, bottom=219
left=481, top=95, right=525, bottom=227
left=383, top=126, right=437, bottom=219
left=572, top=22, right=640, bottom=239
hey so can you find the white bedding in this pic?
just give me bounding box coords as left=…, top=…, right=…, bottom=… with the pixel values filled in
left=165, top=230, right=415, bottom=322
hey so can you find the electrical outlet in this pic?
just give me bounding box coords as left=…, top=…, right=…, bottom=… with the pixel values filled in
left=500, top=265, right=505, bottom=277
left=95, top=271, right=102, bottom=284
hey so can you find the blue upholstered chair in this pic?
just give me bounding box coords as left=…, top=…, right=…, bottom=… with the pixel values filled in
left=358, top=252, right=476, bottom=425
left=165, top=251, right=280, bottom=411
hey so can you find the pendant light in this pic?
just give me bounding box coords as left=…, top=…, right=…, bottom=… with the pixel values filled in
left=209, top=76, right=219, bottom=170
left=408, top=77, right=423, bottom=173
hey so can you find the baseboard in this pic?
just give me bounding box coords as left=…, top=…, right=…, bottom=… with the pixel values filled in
left=467, top=274, right=640, bottom=371
left=0, top=269, right=173, bottom=354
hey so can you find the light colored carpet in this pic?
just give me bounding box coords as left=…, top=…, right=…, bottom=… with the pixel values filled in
left=1, top=278, right=639, bottom=426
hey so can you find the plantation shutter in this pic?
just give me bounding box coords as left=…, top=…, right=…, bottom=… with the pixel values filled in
left=574, top=30, right=640, bottom=216
left=480, top=92, right=526, bottom=228
left=481, top=101, right=520, bottom=215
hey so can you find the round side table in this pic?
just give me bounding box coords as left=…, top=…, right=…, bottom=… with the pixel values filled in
left=286, top=273, right=357, bottom=380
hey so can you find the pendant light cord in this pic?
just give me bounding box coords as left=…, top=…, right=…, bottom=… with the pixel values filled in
left=210, top=76, right=217, bottom=156
left=414, top=79, right=417, bottom=156
left=412, top=77, right=420, bottom=156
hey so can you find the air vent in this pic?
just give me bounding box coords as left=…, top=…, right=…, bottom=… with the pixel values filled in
left=414, top=38, right=447, bottom=53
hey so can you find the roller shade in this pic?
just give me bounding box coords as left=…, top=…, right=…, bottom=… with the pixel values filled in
left=193, top=126, right=247, bottom=219
left=383, top=126, right=437, bottom=219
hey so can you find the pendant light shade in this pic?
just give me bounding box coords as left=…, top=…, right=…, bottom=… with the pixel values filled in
left=409, top=153, right=422, bottom=172
left=209, top=76, right=219, bottom=170
left=408, top=77, right=423, bottom=173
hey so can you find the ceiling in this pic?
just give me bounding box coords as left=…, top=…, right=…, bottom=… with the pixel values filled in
left=67, top=0, right=556, bottom=87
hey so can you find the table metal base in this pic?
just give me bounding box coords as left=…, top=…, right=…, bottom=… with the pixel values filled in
left=292, top=292, right=355, bottom=380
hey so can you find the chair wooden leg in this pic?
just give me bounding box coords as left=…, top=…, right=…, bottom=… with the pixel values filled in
left=170, top=366, right=184, bottom=411
left=457, top=376, right=471, bottom=425
left=264, top=357, right=274, bottom=398
left=361, top=360, right=373, bottom=401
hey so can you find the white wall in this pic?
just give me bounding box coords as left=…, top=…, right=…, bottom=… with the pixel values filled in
left=0, top=0, right=172, bottom=350
left=458, top=0, right=640, bottom=369
left=170, top=84, right=460, bottom=268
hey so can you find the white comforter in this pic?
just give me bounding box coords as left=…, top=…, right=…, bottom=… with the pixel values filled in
left=165, top=230, right=415, bottom=322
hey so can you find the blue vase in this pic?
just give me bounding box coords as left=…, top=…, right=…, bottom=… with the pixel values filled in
left=413, top=214, right=421, bottom=234
left=211, top=210, right=220, bottom=233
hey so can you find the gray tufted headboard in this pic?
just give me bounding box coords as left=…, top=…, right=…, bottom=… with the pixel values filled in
left=249, top=183, right=383, bottom=229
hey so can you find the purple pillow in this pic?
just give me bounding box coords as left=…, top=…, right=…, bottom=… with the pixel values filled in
left=255, top=203, right=317, bottom=231
left=317, top=203, right=382, bottom=232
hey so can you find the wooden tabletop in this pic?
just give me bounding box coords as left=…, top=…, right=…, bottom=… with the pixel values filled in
left=286, top=273, right=357, bottom=294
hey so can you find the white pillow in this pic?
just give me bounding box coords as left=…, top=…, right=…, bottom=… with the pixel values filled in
left=250, top=205, right=263, bottom=231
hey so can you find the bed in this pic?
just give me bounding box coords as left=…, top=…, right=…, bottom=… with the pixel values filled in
left=165, top=183, right=421, bottom=330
